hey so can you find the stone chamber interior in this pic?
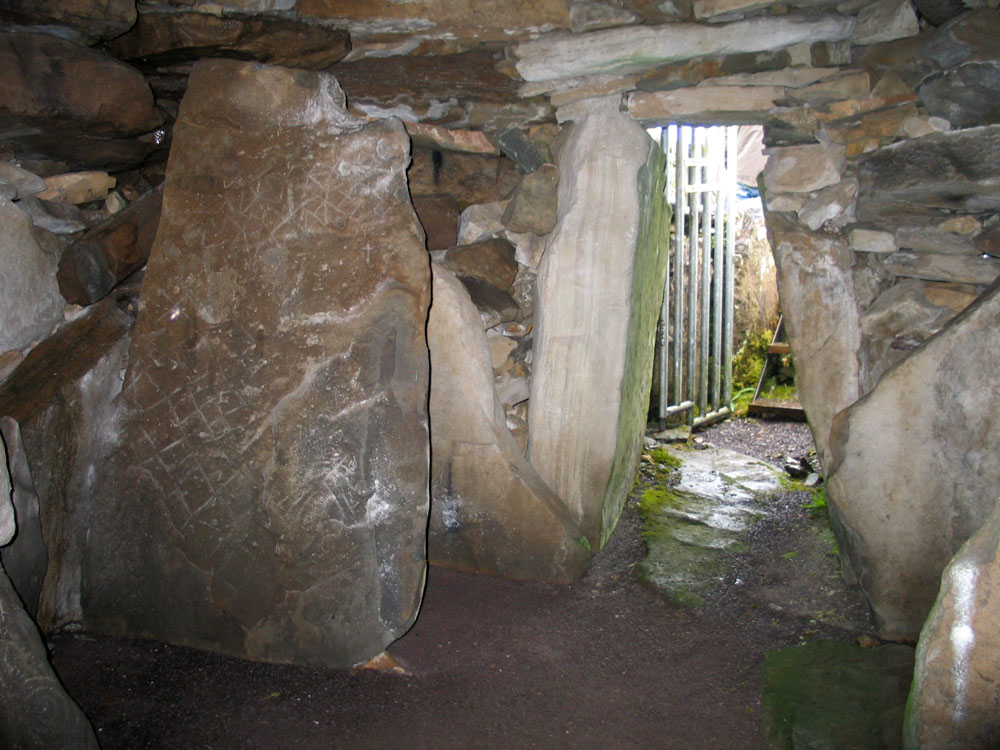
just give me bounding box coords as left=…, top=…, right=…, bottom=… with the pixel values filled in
left=1, top=1, right=1000, bottom=747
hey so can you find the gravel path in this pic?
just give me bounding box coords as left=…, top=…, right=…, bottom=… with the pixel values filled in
left=698, top=417, right=816, bottom=466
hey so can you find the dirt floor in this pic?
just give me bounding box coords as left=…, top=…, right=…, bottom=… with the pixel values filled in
left=50, top=418, right=874, bottom=749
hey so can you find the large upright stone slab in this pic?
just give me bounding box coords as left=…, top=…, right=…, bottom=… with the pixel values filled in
left=906, top=497, right=1000, bottom=749
left=765, top=212, right=863, bottom=467
left=0, top=284, right=138, bottom=631
left=83, top=60, right=431, bottom=668
left=427, top=264, right=591, bottom=582
left=827, top=280, right=1000, bottom=641
left=0, top=438, right=100, bottom=750
left=529, top=110, right=669, bottom=547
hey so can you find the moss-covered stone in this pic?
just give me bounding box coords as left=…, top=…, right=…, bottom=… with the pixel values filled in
left=601, top=138, right=671, bottom=547
left=762, top=640, right=914, bottom=750
left=636, top=483, right=753, bottom=606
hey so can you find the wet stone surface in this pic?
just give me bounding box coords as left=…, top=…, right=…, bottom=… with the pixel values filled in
left=636, top=445, right=782, bottom=607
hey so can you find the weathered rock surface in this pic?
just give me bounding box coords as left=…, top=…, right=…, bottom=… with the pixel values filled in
left=443, top=238, right=518, bottom=291
left=427, top=264, right=590, bottom=582
left=502, top=163, right=559, bottom=235
left=83, top=60, right=431, bottom=668
left=764, top=107, right=821, bottom=147
left=404, top=122, right=498, bottom=155
left=1, top=523, right=99, bottom=750
left=0, top=436, right=10, bottom=546
left=0, top=197, right=64, bottom=353
left=490, top=126, right=547, bottom=174
left=763, top=640, right=914, bottom=750
left=906, top=497, right=1000, bottom=749
left=0, top=0, right=136, bottom=44
left=36, top=171, right=115, bottom=205
left=638, top=446, right=780, bottom=607
left=827, top=279, right=1000, bottom=640
left=57, top=186, right=163, bottom=306
left=0, top=162, right=46, bottom=201
left=766, top=212, right=863, bottom=465
left=298, top=0, right=571, bottom=46
left=529, top=109, right=669, bottom=547
left=628, top=84, right=784, bottom=125
left=0, top=283, right=138, bottom=630
left=408, top=149, right=519, bottom=212
left=857, top=125, right=1000, bottom=220
left=911, top=0, right=968, bottom=26
left=858, top=9, right=1000, bottom=91
left=14, top=196, right=87, bottom=234
left=0, top=33, right=162, bottom=170
left=918, top=61, right=1000, bottom=129
left=895, top=220, right=980, bottom=255
left=0, top=418, right=47, bottom=618
left=460, top=276, right=519, bottom=329
left=796, top=177, right=857, bottom=230
left=457, top=200, right=508, bottom=245
left=514, top=14, right=856, bottom=82
left=882, top=251, right=1000, bottom=286
left=330, top=51, right=550, bottom=130
left=411, top=193, right=459, bottom=251
left=860, top=278, right=977, bottom=383
left=852, top=0, right=919, bottom=46
left=112, top=12, right=351, bottom=70
left=850, top=228, right=896, bottom=254
left=763, top=143, right=845, bottom=195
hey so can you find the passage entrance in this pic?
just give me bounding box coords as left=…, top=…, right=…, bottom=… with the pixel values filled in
left=654, top=124, right=739, bottom=429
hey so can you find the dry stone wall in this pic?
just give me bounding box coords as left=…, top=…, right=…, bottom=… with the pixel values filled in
left=2, top=6, right=1000, bottom=737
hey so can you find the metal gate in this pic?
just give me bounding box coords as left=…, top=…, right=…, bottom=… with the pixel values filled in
left=655, top=124, right=738, bottom=429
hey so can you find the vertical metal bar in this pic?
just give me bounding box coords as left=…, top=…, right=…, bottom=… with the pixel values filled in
left=672, top=126, right=687, bottom=407
left=686, top=129, right=700, bottom=420
left=723, top=125, right=737, bottom=406
left=699, top=134, right=711, bottom=419
left=658, top=127, right=672, bottom=427
left=711, top=128, right=725, bottom=411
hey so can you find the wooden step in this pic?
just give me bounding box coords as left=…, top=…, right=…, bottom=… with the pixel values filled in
left=747, top=399, right=806, bottom=420
left=767, top=342, right=791, bottom=356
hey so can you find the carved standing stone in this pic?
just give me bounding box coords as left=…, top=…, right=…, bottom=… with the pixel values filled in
left=83, top=60, right=431, bottom=668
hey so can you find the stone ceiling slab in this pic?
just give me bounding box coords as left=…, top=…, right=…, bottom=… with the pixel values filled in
left=514, top=13, right=856, bottom=82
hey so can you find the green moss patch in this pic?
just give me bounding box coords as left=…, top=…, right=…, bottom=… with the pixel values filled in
left=762, top=640, right=914, bottom=750
left=635, top=450, right=757, bottom=607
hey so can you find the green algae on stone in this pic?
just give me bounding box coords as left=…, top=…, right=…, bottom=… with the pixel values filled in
left=600, top=136, right=671, bottom=548
left=762, top=639, right=914, bottom=750
left=636, top=482, right=752, bottom=607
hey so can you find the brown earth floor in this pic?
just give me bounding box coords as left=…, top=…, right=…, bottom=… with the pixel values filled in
left=50, top=419, right=873, bottom=749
